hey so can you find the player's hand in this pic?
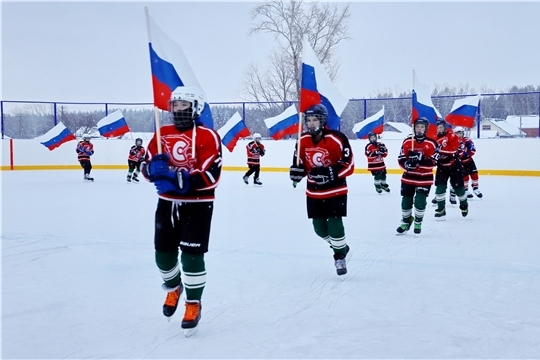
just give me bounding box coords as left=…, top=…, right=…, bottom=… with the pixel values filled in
left=146, top=154, right=170, bottom=179
left=407, top=150, right=422, bottom=162
left=309, top=166, right=336, bottom=185
left=154, top=170, right=190, bottom=195
left=404, top=160, right=418, bottom=171
left=289, top=164, right=305, bottom=182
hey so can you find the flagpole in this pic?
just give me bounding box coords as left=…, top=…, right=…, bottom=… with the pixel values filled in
left=145, top=6, right=163, bottom=154
left=411, top=69, right=415, bottom=151
left=296, top=35, right=308, bottom=166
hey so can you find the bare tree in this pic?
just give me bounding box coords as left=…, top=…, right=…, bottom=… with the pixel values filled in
left=243, top=0, right=351, bottom=103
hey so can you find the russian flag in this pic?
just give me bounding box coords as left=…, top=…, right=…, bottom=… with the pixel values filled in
left=146, top=10, right=213, bottom=128
left=412, top=72, right=442, bottom=138
left=97, top=110, right=130, bottom=138
left=34, top=122, right=76, bottom=151
left=264, top=105, right=299, bottom=140
left=446, top=95, right=480, bottom=128
left=217, top=112, right=251, bottom=152
left=300, top=37, right=348, bottom=130
left=353, top=106, right=385, bottom=139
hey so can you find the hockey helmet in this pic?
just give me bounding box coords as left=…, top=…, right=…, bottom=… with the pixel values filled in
left=304, top=104, right=328, bottom=135
left=169, top=86, right=206, bottom=130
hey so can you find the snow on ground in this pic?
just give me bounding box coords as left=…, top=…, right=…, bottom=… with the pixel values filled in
left=2, top=170, right=540, bottom=359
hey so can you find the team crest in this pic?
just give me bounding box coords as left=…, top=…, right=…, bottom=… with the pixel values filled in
left=161, top=134, right=195, bottom=170
left=305, top=147, right=332, bottom=167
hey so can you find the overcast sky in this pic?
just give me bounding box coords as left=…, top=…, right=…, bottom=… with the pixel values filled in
left=2, top=1, right=540, bottom=105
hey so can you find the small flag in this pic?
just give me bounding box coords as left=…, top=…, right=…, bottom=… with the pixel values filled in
left=412, top=73, right=442, bottom=138
left=217, top=112, right=251, bottom=152
left=97, top=110, right=130, bottom=138
left=300, top=37, right=348, bottom=130
left=446, top=95, right=481, bottom=128
left=34, top=122, right=76, bottom=151
left=353, top=107, right=385, bottom=139
left=146, top=11, right=213, bottom=128
left=264, top=105, right=299, bottom=140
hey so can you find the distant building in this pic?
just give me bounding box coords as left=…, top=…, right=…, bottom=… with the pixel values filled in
left=477, top=118, right=525, bottom=138
left=505, top=115, right=539, bottom=138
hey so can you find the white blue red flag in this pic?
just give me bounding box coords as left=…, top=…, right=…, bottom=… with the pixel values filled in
left=146, top=11, right=213, bottom=128
left=97, top=110, right=130, bottom=138
left=264, top=105, right=299, bottom=140
left=34, top=121, right=76, bottom=151
left=300, top=38, right=348, bottom=130
left=217, top=112, right=251, bottom=152
left=412, top=73, right=441, bottom=138
left=446, top=95, right=480, bottom=128
left=353, top=106, right=385, bottom=139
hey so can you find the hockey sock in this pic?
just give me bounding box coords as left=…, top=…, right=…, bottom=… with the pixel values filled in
left=471, top=173, right=479, bottom=188
left=401, top=196, right=413, bottom=220
left=413, top=192, right=427, bottom=221
left=312, top=218, right=329, bottom=239
left=181, top=252, right=206, bottom=301
left=133, top=170, right=140, bottom=177
left=454, top=187, right=468, bottom=204
left=155, top=250, right=181, bottom=288
left=327, top=217, right=347, bottom=256
left=435, top=184, right=447, bottom=210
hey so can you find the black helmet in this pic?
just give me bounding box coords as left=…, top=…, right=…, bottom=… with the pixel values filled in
left=413, top=117, right=429, bottom=141
left=304, top=104, right=328, bottom=135
left=135, top=138, right=143, bottom=146
left=368, top=132, right=378, bottom=143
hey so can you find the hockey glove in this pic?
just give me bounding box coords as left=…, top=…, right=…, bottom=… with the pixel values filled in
left=404, top=160, right=418, bottom=171
left=154, top=169, right=190, bottom=195
left=309, top=166, right=337, bottom=185
left=289, top=164, right=305, bottom=182
left=407, top=150, right=423, bottom=163
left=144, top=154, right=171, bottom=181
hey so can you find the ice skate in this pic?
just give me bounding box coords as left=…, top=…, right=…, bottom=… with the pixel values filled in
left=381, top=184, right=390, bottom=193
left=254, top=178, right=263, bottom=186
left=243, top=176, right=249, bottom=185
left=460, top=203, right=469, bottom=217
left=473, top=188, right=483, bottom=199
left=127, top=175, right=132, bottom=183
left=375, top=185, right=382, bottom=194
left=449, top=193, right=457, bottom=205
left=431, top=197, right=437, bottom=206
left=84, top=175, right=94, bottom=182
left=132, top=174, right=139, bottom=183
left=182, top=300, right=202, bottom=337
left=396, top=216, right=413, bottom=235
left=466, top=188, right=473, bottom=199
left=434, top=208, right=446, bottom=221
left=162, top=283, right=183, bottom=319
left=413, top=221, right=422, bottom=235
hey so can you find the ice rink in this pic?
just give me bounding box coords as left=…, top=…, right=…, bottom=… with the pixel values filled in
left=2, top=170, right=539, bottom=359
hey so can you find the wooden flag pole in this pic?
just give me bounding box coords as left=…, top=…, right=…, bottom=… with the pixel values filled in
left=296, top=35, right=309, bottom=166
left=145, top=6, right=162, bottom=154
left=411, top=69, right=415, bottom=151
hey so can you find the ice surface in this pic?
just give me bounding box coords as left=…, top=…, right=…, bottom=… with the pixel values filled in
left=2, top=170, right=539, bottom=358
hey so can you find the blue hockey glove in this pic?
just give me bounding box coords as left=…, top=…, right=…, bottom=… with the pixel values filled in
left=145, top=154, right=170, bottom=181
left=309, top=166, right=336, bottom=185
left=289, top=163, right=305, bottom=182
left=154, top=169, right=190, bottom=195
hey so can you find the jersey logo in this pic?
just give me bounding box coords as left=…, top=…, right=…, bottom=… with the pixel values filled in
left=162, top=134, right=195, bottom=170
left=305, top=147, right=332, bottom=167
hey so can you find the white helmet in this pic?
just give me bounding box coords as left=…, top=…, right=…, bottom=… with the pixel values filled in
left=454, top=126, right=465, bottom=133
left=170, top=86, right=206, bottom=117
left=253, top=133, right=262, bottom=140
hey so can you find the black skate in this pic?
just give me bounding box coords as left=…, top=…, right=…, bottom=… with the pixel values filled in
left=431, top=197, right=437, bottom=206
left=460, top=203, right=469, bottom=217
left=413, top=221, right=422, bottom=234
left=162, top=283, right=183, bottom=318
left=84, top=175, right=94, bottom=182
left=182, top=300, right=202, bottom=337
left=434, top=208, right=446, bottom=221
left=254, top=178, right=263, bottom=186
left=449, top=194, right=457, bottom=205
left=396, top=216, right=413, bottom=235
left=381, top=184, right=390, bottom=193
left=243, top=176, right=249, bottom=185
left=127, top=176, right=132, bottom=183
left=466, top=189, right=473, bottom=199
left=132, top=175, right=139, bottom=183
left=375, top=185, right=383, bottom=194
left=473, top=188, right=483, bottom=198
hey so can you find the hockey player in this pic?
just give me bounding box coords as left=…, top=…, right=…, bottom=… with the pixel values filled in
left=289, top=104, right=354, bottom=275
left=142, top=86, right=222, bottom=335
left=364, top=132, right=390, bottom=194
left=76, top=135, right=94, bottom=181
left=243, top=133, right=265, bottom=185
left=433, top=119, right=469, bottom=220
left=396, top=117, right=438, bottom=235
left=127, top=138, right=146, bottom=183
left=455, top=126, right=483, bottom=199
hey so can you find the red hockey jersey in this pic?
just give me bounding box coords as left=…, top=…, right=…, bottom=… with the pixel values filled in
left=364, top=142, right=388, bottom=171
left=246, top=141, right=265, bottom=165
left=294, top=129, right=354, bottom=199
left=458, top=136, right=476, bottom=164
left=128, top=145, right=146, bottom=162
left=398, top=136, right=438, bottom=186
left=144, top=124, right=222, bottom=202
left=436, top=129, right=460, bottom=168
left=76, top=141, right=94, bottom=162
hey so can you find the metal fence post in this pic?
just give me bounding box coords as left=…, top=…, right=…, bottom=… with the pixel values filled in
left=105, top=103, right=109, bottom=116
left=242, top=102, right=246, bottom=123
left=477, top=99, right=481, bottom=139
left=1, top=101, right=4, bottom=139
left=53, top=102, right=58, bottom=126
left=363, top=99, right=367, bottom=120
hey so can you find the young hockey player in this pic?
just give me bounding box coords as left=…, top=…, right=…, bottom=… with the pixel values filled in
left=433, top=119, right=469, bottom=220
left=142, top=86, right=222, bottom=336
left=127, top=138, right=146, bottom=183
left=396, top=117, right=438, bottom=235
left=454, top=126, right=483, bottom=199
left=76, top=135, right=94, bottom=181
left=243, top=133, right=265, bottom=186
left=289, top=104, right=354, bottom=275
left=364, top=132, right=390, bottom=194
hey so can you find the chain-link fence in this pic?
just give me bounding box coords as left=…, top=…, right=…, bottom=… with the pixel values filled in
left=2, top=92, right=539, bottom=139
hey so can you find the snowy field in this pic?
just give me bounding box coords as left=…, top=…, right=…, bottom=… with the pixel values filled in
left=2, top=170, right=540, bottom=359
